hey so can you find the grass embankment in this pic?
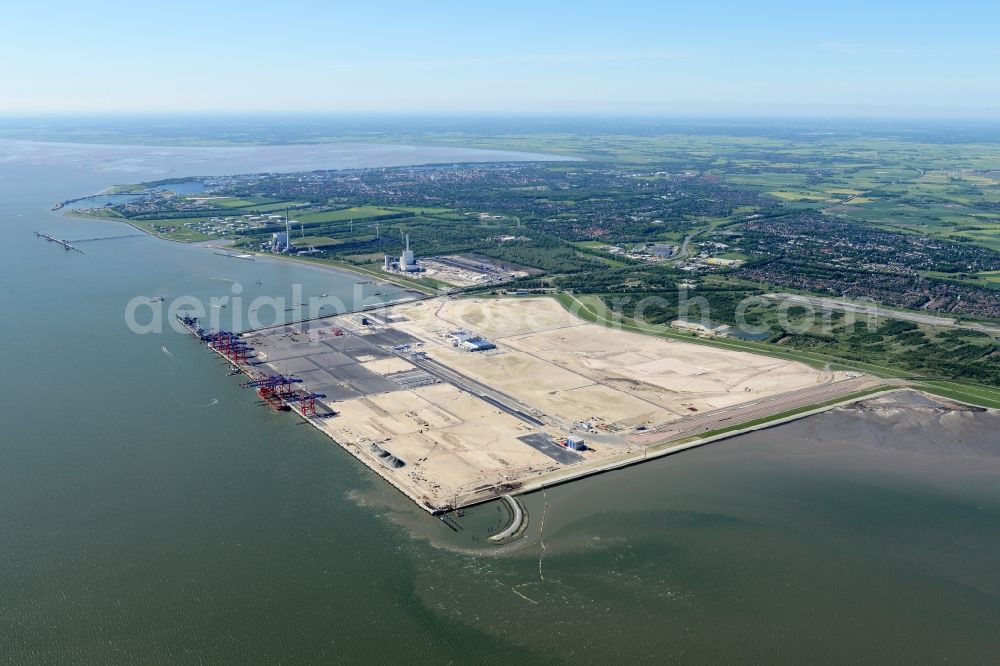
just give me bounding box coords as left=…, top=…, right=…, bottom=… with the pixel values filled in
left=915, top=380, right=1000, bottom=409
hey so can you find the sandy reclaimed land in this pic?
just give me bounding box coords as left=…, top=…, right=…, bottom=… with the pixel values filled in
left=394, top=297, right=581, bottom=339
left=271, top=295, right=847, bottom=511
left=314, top=382, right=561, bottom=508
left=360, top=356, right=416, bottom=376
left=388, top=297, right=838, bottom=430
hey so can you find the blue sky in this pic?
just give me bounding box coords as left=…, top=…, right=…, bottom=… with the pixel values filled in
left=3, top=0, right=998, bottom=117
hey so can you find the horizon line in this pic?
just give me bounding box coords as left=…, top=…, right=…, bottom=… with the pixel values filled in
left=1, top=110, right=999, bottom=123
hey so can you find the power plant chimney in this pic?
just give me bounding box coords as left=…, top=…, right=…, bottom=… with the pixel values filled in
left=401, top=233, right=415, bottom=270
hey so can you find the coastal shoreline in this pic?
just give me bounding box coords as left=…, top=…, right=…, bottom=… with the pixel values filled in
left=62, top=208, right=433, bottom=297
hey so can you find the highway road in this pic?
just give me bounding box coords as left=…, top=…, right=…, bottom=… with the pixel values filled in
left=765, top=293, right=1000, bottom=335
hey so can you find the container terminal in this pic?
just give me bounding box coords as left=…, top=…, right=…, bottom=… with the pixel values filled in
left=177, top=297, right=880, bottom=518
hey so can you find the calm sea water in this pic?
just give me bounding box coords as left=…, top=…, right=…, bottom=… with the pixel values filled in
left=1, top=143, right=998, bottom=665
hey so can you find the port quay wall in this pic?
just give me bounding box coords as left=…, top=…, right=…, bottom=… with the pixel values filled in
left=477, top=387, right=904, bottom=505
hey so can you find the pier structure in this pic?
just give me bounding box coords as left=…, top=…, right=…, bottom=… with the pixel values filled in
left=36, top=230, right=143, bottom=252
left=35, top=232, right=84, bottom=253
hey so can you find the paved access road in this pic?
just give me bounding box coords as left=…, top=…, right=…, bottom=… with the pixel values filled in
left=403, top=353, right=546, bottom=427
left=765, top=293, right=1000, bottom=335
left=632, top=377, right=881, bottom=444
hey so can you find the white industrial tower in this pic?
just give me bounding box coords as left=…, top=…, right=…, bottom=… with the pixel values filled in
left=401, top=234, right=414, bottom=267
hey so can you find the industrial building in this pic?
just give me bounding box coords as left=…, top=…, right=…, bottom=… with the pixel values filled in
left=446, top=329, right=497, bottom=352
left=461, top=337, right=496, bottom=352
left=647, top=243, right=676, bottom=257
left=270, top=231, right=291, bottom=253
left=384, top=234, right=423, bottom=273
left=268, top=215, right=296, bottom=253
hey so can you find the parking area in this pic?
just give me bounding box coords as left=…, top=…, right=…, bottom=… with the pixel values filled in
left=517, top=433, right=584, bottom=464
